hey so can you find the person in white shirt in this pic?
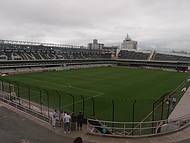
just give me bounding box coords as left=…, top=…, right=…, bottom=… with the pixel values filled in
left=52, top=109, right=57, bottom=128
left=64, top=112, right=71, bottom=134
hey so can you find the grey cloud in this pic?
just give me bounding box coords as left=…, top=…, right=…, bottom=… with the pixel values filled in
left=0, top=0, right=190, bottom=51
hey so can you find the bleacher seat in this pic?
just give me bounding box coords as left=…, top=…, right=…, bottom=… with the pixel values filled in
left=154, top=53, right=190, bottom=62
left=118, top=50, right=150, bottom=60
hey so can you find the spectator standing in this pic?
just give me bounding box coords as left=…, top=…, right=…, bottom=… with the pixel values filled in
left=77, top=112, right=84, bottom=131
left=171, top=97, right=177, bottom=110
left=52, top=109, right=57, bottom=128
left=55, top=110, right=60, bottom=126
left=64, top=112, right=71, bottom=134
left=60, top=111, right=65, bottom=128
left=71, top=112, right=77, bottom=131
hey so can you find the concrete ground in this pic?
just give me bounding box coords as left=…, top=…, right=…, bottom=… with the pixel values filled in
left=177, top=139, right=190, bottom=143
left=169, top=87, right=190, bottom=119
left=0, top=103, right=90, bottom=143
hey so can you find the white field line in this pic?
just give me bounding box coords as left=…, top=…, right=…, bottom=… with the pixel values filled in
left=12, top=78, right=104, bottom=98
left=61, top=93, right=103, bottom=108
left=11, top=77, right=102, bottom=96
left=60, top=82, right=105, bottom=108
left=55, top=80, right=105, bottom=108
left=57, top=82, right=105, bottom=108
left=66, top=83, right=104, bottom=96
left=11, top=79, right=105, bottom=111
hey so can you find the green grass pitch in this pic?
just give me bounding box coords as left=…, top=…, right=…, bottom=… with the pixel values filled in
left=1, top=67, right=189, bottom=122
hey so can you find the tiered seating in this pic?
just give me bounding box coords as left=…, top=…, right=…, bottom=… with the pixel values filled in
left=40, top=53, right=49, bottom=60
left=48, top=53, right=56, bottom=59
left=12, top=53, right=22, bottom=60
left=17, top=52, right=28, bottom=60
left=25, top=53, right=35, bottom=60
left=101, top=53, right=112, bottom=59
left=154, top=53, right=190, bottom=62
left=118, top=50, right=150, bottom=60
left=0, top=52, right=7, bottom=60
left=32, top=53, right=42, bottom=60
left=0, top=40, right=112, bottom=60
left=5, top=52, right=12, bottom=60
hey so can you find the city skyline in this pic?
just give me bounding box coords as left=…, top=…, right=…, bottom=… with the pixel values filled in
left=0, top=0, right=190, bottom=51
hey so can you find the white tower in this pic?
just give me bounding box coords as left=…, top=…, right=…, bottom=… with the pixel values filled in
left=121, top=34, right=137, bottom=50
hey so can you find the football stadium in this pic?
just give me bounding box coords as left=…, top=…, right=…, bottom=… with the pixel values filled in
left=0, top=38, right=190, bottom=139
left=2, top=1, right=190, bottom=142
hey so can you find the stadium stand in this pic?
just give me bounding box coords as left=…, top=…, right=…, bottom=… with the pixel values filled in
left=154, top=53, right=190, bottom=62
left=0, top=51, right=7, bottom=60
left=118, top=50, right=150, bottom=60
left=0, top=40, right=112, bottom=60
left=1, top=39, right=190, bottom=63
left=118, top=50, right=190, bottom=62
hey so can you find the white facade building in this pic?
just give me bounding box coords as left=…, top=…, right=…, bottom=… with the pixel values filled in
left=88, top=39, right=104, bottom=50
left=121, top=34, right=137, bottom=50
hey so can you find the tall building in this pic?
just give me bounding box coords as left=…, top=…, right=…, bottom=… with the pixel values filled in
left=88, top=39, right=104, bottom=50
left=121, top=34, right=137, bottom=50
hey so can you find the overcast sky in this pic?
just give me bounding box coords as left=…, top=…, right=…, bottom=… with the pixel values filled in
left=0, top=0, right=190, bottom=51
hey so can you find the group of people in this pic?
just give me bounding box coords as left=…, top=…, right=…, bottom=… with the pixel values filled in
left=51, top=110, right=84, bottom=134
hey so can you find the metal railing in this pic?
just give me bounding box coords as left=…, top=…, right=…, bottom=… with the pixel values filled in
left=87, top=114, right=190, bottom=137
left=0, top=90, right=51, bottom=123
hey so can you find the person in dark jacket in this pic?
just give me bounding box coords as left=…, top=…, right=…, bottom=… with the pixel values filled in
left=77, top=112, right=84, bottom=131
left=71, top=112, right=77, bottom=131
left=73, top=137, right=83, bottom=143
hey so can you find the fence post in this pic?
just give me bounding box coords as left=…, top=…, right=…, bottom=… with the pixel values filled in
left=2, top=80, right=4, bottom=91
left=65, top=93, right=75, bottom=113
left=112, top=100, right=115, bottom=122
left=40, top=89, right=42, bottom=114
left=167, top=95, right=171, bottom=118
left=160, top=96, right=164, bottom=120
left=152, top=102, right=155, bottom=134
left=8, top=81, right=11, bottom=101
left=68, top=93, right=75, bottom=113
left=80, top=95, right=85, bottom=115
left=55, top=90, right=62, bottom=111
left=112, top=99, right=115, bottom=133
left=17, top=83, right=20, bottom=104
left=28, top=87, right=31, bottom=109
left=58, top=93, right=61, bottom=111
left=92, top=97, right=95, bottom=117
left=44, top=90, right=50, bottom=117
left=0, top=80, right=2, bottom=91
left=132, top=100, right=136, bottom=135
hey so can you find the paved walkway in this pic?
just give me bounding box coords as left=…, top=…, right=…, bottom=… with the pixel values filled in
left=169, top=87, right=190, bottom=119
left=0, top=105, right=84, bottom=143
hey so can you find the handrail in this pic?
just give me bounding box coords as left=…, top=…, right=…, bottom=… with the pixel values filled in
left=87, top=116, right=190, bottom=137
